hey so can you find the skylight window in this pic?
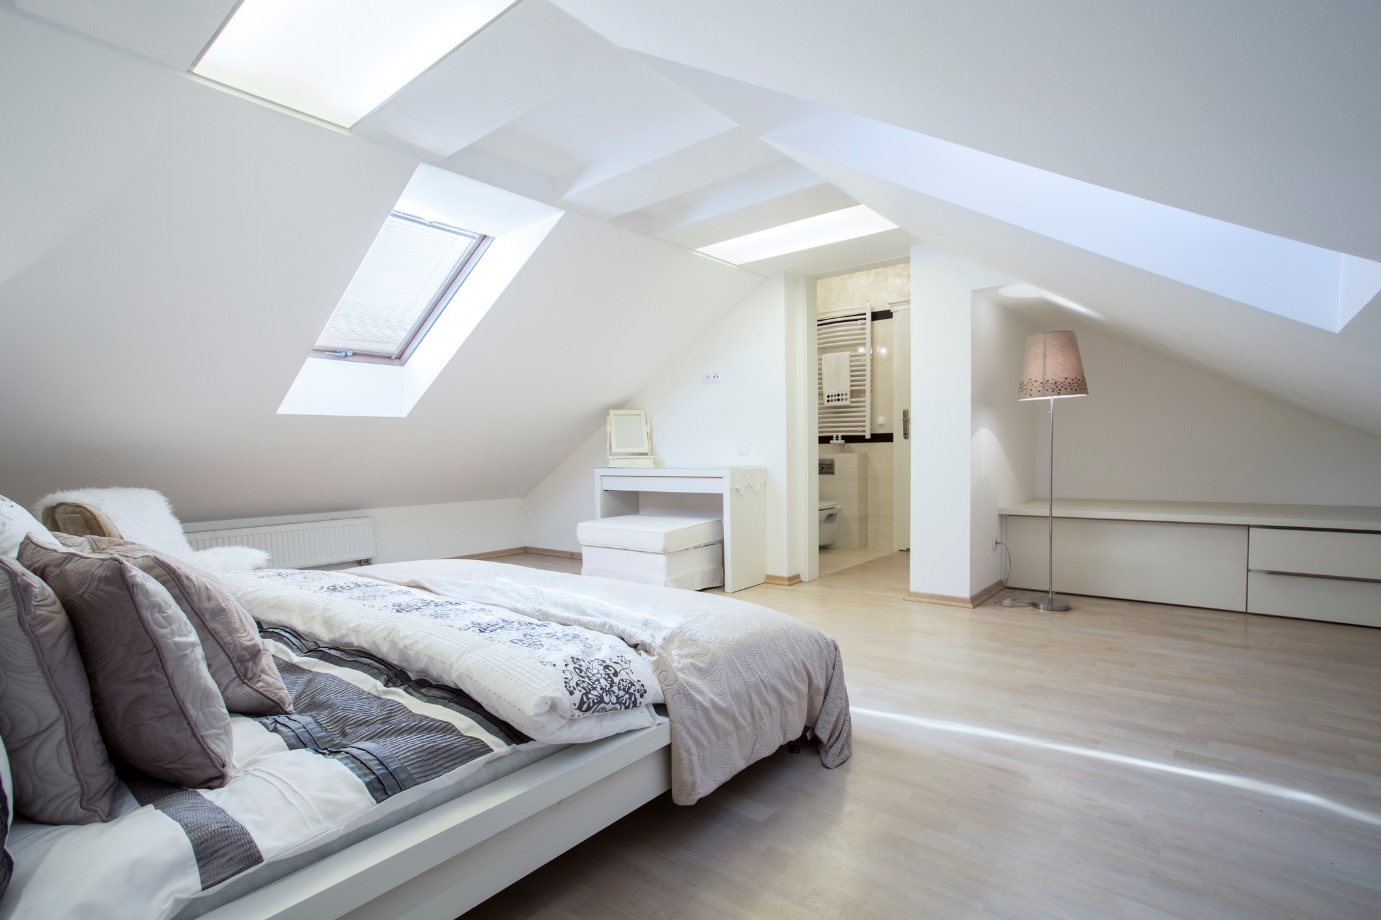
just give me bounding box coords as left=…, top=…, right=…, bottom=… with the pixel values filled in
left=696, top=205, right=898, bottom=265
left=192, top=0, right=520, bottom=127
left=314, top=212, right=490, bottom=364
left=279, top=163, right=562, bottom=418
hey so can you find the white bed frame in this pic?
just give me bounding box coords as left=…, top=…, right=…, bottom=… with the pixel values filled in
left=201, top=721, right=672, bottom=920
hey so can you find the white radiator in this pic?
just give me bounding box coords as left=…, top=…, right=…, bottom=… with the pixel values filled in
left=185, top=517, right=375, bottom=569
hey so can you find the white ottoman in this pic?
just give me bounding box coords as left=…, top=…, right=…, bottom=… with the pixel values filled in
left=576, top=515, right=724, bottom=590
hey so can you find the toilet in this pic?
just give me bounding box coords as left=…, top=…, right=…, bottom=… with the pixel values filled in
left=818, top=501, right=842, bottom=547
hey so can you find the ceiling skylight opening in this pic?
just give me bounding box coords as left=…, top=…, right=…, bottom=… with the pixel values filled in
left=697, top=205, right=898, bottom=265
left=192, top=0, right=520, bottom=127
left=314, top=213, right=491, bottom=365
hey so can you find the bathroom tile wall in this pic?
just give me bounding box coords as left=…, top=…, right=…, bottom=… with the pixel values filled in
left=817, top=261, right=909, bottom=552
left=816, top=262, right=910, bottom=311
left=818, top=449, right=868, bottom=550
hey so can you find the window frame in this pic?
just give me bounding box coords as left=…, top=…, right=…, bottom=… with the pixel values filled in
left=311, top=212, right=493, bottom=366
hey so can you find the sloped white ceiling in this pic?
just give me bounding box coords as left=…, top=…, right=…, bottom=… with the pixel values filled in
left=551, top=0, right=1381, bottom=261
left=3, top=0, right=1380, bottom=520
left=0, top=12, right=758, bottom=519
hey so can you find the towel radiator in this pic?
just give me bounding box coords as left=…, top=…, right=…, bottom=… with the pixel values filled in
left=817, top=303, right=872, bottom=439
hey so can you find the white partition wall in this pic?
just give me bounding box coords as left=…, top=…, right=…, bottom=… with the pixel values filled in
left=908, top=246, right=1012, bottom=604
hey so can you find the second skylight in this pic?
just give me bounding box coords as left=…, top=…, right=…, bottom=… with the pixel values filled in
left=697, top=205, right=898, bottom=265
left=193, top=0, right=519, bottom=127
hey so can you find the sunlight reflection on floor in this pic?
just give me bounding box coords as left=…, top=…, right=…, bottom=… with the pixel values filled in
left=852, top=705, right=1381, bottom=829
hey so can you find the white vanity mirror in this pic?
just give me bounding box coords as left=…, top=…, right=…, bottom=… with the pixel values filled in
left=607, top=409, right=655, bottom=467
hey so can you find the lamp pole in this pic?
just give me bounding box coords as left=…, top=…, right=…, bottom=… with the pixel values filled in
left=1033, top=396, right=1069, bottom=611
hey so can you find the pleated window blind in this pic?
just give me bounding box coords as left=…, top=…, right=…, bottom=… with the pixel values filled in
left=313, top=212, right=489, bottom=364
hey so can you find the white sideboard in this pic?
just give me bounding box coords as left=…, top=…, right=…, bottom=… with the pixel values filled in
left=593, top=467, right=767, bottom=593
left=1001, top=500, right=1381, bottom=626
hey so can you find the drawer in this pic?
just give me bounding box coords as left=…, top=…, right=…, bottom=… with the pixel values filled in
left=1247, top=572, right=1381, bottom=628
left=1248, top=528, right=1381, bottom=580
left=598, top=475, right=723, bottom=494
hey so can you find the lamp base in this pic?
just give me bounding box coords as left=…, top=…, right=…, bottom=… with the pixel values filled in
left=1001, top=593, right=1072, bottom=612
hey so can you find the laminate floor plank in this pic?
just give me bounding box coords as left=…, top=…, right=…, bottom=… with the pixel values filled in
left=464, top=552, right=1381, bottom=919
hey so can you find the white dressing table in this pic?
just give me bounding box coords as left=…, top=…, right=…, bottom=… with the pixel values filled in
left=593, top=467, right=767, bottom=592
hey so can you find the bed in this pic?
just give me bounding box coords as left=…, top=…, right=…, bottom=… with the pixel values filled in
left=0, top=497, right=852, bottom=920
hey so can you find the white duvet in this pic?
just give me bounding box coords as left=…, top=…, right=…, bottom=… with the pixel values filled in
left=221, top=568, right=663, bottom=744
left=351, top=559, right=854, bottom=805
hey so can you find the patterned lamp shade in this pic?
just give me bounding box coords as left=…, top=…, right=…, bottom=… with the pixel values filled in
left=1018, top=330, right=1088, bottom=400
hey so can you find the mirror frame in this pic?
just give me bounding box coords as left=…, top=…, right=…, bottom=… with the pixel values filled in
left=607, top=409, right=653, bottom=460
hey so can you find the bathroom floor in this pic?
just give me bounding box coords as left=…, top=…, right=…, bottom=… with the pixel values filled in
left=817, top=543, right=900, bottom=577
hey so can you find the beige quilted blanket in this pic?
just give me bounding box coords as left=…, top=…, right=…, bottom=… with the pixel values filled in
left=351, top=559, right=853, bottom=805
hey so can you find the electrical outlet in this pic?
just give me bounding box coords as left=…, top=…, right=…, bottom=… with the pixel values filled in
left=702, top=371, right=721, bottom=384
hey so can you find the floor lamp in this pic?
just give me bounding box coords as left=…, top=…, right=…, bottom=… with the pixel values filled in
left=1010, top=330, right=1088, bottom=611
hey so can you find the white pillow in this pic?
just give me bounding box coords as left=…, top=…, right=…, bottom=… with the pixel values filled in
left=0, top=495, right=54, bottom=559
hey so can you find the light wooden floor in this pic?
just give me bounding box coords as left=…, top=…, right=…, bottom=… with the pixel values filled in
left=465, top=552, right=1381, bottom=919
left=817, top=542, right=899, bottom=577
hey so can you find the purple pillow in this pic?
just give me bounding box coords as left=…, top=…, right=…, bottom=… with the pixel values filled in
left=83, top=537, right=292, bottom=716
left=19, top=539, right=233, bottom=789
left=0, top=556, right=121, bottom=823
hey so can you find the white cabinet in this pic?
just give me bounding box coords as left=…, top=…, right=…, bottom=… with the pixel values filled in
left=1001, top=501, right=1381, bottom=625
left=1004, top=515, right=1247, bottom=611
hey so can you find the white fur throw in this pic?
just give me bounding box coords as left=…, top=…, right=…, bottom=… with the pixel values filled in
left=32, top=488, right=269, bottom=573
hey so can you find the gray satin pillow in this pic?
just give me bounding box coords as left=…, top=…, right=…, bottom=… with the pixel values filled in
left=0, top=556, right=122, bottom=823
left=18, top=538, right=233, bottom=789
left=83, top=537, right=292, bottom=716
left=1, top=734, right=12, bottom=897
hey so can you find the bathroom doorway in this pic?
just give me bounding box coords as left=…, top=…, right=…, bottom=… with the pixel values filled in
left=813, top=262, right=911, bottom=578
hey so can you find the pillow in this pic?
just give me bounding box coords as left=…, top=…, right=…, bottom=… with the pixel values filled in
left=18, top=539, right=233, bottom=789
left=0, top=556, right=121, bottom=824
left=1, top=734, right=12, bottom=900
left=83, top=537, right=292, bottom=716
left=39, top=500, right=121, bottom=540
left=0, top=495, right=56, bottom=559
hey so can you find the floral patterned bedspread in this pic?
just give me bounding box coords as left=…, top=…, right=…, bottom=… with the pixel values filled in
left=349, top=559, right=854, bottom=805
left=221, top=568, right=663, bottom=745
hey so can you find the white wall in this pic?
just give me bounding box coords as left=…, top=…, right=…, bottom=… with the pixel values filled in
left=523, top=430, right=608, bottom=553
left=1036, top=322, right=1381, bottom=506
left=909, top=246, right=1009, bottom=600
left=970, top=293, right=1039, bottom=591
left=523, top=275, right=798, bottom=575
left=366, top=499, right=525, bottom=563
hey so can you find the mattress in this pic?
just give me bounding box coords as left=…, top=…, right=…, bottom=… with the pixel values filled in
left=581, top=542, right=724, bottom=590
left=576, top=515, right=723, bottom=554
